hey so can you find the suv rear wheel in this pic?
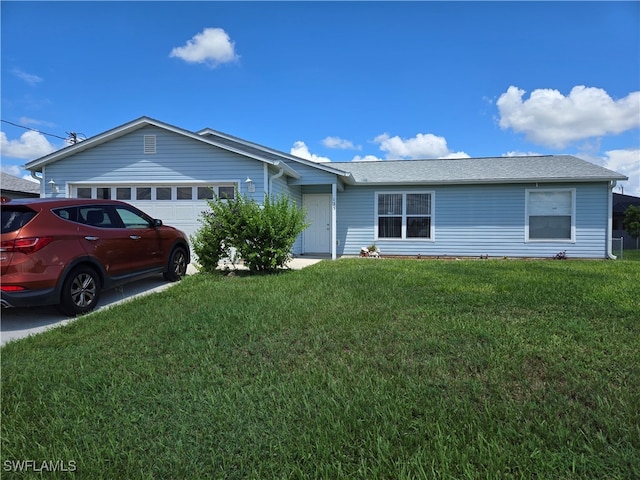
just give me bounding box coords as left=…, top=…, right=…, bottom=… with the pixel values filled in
left=57, top=266, right=101, bottom=316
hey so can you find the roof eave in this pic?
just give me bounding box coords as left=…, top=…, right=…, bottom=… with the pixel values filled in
left=24, top=117, right=295, bottom=174
left=273, top=161, right=301, bottom=180
left=350, top=176, right=628, bottom=186
left=198, top=127, right=353, bottom=177
left=24, top=116, right=168, bottom=172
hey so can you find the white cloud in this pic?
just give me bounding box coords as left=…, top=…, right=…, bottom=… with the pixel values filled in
left=352, top=154, right=383, bottom=162
left=497, top=85, right=640, bottom=148
left=0, top=130, right=56, bottom=159
left=170, top=28, right=239, bottom=67
left=23, top=173, right=39, bottom=183
left=0, top=164, right=39, bottom=184
left=603, top=149, right=640, bottom=197
left=574, top=148, right=639, bottom=197
left=373, top=132, right=469, bottom=159
left=503, top=150, right=543, bottom=157
left=19, top=117, right=55, bottom=128
left=1, top=164, right=23, bottom=177
left=12, top=68, right=43, bottom=86
left=290, top=141, right=331, bottom=163
left=440, top=151, right=471, bottom=159
left=322, top=136, right=359, bottom=150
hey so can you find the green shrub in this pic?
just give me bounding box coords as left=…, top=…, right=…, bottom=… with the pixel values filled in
left=192, top=193, right=309, bottom=273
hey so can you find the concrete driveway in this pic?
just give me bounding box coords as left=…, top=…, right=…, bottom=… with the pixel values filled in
left=1, top=274, right=182, bottom=346
left=1, top=257, right=323, bottom=346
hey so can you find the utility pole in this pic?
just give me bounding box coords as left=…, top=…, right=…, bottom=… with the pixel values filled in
left=66, top=132, right=86, bottom=144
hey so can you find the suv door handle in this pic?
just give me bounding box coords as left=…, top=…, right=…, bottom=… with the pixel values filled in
left=130, top=235, right=141, bottom=240
left=84, top=236, right=99, bottom=241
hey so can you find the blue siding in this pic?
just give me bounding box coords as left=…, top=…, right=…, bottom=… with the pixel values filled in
left=266, top=167, right=305, bottom=255
left=38, top=123, right=613, bottom=259
left=288, top=162, right=342, bottom=186
left=337, top=182, right=612, bottom=259
left=44, top=126, right=267, bottom=201
left=268, top=165, right=290, bottom=198
left=289, top=185, right=304, bottom=255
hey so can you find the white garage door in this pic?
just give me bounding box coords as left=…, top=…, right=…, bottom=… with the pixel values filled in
left=70, top=184, right=236, bottom=240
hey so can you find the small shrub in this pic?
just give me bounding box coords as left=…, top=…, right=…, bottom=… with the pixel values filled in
left=192, top=193, right=309, bottom=273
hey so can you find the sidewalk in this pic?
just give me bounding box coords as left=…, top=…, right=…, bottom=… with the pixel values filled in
left=205, top=256, right=326, bottom=273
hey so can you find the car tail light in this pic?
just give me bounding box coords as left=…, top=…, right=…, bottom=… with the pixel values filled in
left=0, top=285, right=26, bottom=292
left=0, top=237, right=54, bottom=255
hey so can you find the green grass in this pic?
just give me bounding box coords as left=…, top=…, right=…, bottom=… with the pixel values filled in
left=2, top=258, right=639, bottom=479
left=620, top=248, right=640, bottom=261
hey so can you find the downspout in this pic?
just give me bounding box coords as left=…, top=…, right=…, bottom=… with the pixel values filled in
left=30, top=171, right=44, bottom=197
left=331, top=183, right=337, bottom=260
left=263, top=163, right=269, bottom=197
left=607, top=181, right=617, bottom=260
left=268, top=163, right=286, bottom=196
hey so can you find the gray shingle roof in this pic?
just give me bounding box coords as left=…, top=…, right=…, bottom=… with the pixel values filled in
left=331, top=155, right=627, bottom=185
left=0, top=172, right=40, bottom=194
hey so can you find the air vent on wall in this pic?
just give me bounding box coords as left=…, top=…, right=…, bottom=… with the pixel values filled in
left=144, top=135, right=156, bottom=154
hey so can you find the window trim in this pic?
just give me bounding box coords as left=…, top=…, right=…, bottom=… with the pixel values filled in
left=525, top=188, right=576, bottom=243
left=70, top=182, right=238, bottom=201
left=374, top=191, right=435, bottom=241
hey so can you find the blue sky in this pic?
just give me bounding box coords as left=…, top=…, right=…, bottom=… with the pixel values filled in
left=2, top=1, right=639, bottom=195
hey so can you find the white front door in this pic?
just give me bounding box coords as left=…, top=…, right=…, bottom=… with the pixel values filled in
left=303, top=194, right=332, bottom=254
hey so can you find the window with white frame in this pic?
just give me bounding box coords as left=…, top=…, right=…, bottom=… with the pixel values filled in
left=526, top=189, right=575, bottom=241
left=71, top=184, right=237, bottom=201
left=376, top=192, right=433, bottom=239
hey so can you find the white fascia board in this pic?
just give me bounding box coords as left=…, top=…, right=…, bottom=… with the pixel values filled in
left=23, top=116, right=185, bottom=171
left=349, top=177, right=627, bottom=186
left=23, top=117, right=287, bottom=175
left=197, top=127, right=353, bottom=178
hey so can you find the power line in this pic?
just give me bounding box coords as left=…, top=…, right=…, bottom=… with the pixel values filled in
left=1, top=119, right=73, bottom=142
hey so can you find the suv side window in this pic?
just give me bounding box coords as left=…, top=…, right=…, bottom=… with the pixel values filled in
left=78, top=206, right=122, bottom=228
left=53, top=207, right=79, bottom=222
left=114, top=207, right=153, bottom=229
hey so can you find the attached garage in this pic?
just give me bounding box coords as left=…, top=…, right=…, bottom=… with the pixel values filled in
left=68, top=183, right=237, bottom=239
left=25, top=117, right=347, bottom=259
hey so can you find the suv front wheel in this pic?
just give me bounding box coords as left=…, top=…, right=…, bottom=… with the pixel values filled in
left=163, top=246, right=188, bottom=282
left=57, top=266, right=101, bottom=316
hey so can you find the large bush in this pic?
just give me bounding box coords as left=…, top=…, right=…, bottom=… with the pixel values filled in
left=192, top=193, right=309, bottom=273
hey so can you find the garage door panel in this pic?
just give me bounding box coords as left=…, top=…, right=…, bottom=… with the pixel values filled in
left=131, top=203, right=206, bottom=239
left=70, top=185, right=216, bottom=241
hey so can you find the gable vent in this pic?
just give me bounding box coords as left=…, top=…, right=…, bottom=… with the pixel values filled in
left=143, top=135, right=156, bottom=154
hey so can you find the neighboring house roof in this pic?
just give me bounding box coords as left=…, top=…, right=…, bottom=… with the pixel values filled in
left=332, top=155, right=628, bottom=185
left=613, top=193, right=640, bottom=214
left=0, top=172, right=40, bottom=196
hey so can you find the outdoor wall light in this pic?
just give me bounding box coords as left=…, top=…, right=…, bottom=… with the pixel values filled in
left=245, top=177, right=255, bottom=193
left=48, top=179, right=58, bottom=193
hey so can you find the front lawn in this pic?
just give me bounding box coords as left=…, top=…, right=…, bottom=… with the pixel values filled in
left=621, top=248, right=640, bottom=261
left=2, top=259, right=639, bottom=479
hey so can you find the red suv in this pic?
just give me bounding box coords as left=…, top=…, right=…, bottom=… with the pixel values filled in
left=1, top=197, right=190, bottom=316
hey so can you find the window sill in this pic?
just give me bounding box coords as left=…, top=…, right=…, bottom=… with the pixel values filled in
left=376, top=238, right=435, bottom=242
left=525, top=239, right=576, bottom=243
